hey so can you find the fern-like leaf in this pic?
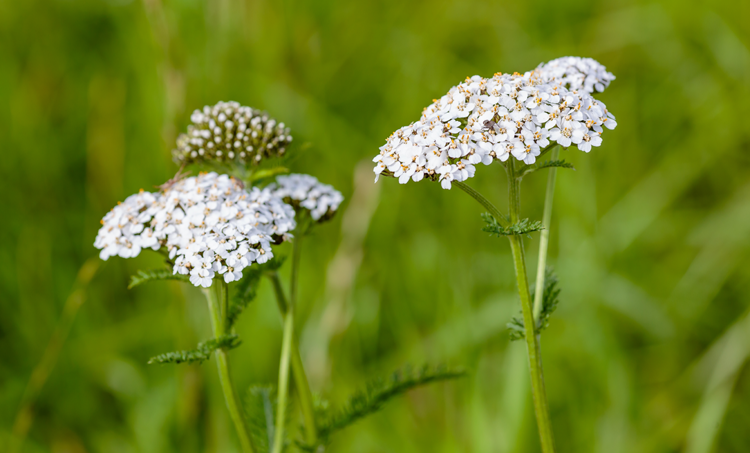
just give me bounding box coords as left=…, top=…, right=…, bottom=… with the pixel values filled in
left=482, top=213, right=544, bottom=238
left=507, top=267, right=561, bottom=341
left=227, top=257, right=286, bottom=328
left=315, top=365, right=465, bottom=442
left=250, top=166, right=290, bottom=184
left=507, top=317, right=526, bottom=341
left=227, top=268, right=262, bottom=329
left=537, top=159, right=575, bottom=171
left=147, top=334, right=241, bottom=365
left=536, top=267, right=561, bottom=332
left=519, top=159, right=575, bottom=177
left=129, top=268, right=189, bottom=289
left=245, top=386, right=277, bottom=453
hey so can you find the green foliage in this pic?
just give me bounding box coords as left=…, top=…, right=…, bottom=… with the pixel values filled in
left=536, top=159, right=575, bottom=171
left=536, top=268, right=561, bottom=332
left=227, top=257, right=286, bottom=328
left=227, top=269, right=262, bottom=329
left=508, top=267, right=561, bottom=341
left=128, top=268, right=189, bottom=289
left=482, top=213, right=544, bottom=238
left=507, top=318, right=526, bottom=342
left=251, top=166, right=290, bottom=185
left=147, top=334, right=241, bottom=365
left=245, top=386, right=277, bottom=453
left=313, top=365, right=465, bottom=445
left=519, top=159, right=576, bottom=178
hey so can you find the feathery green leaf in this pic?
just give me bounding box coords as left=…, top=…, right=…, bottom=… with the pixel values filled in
left=536, top=267, right=561, bottom=332
left=227, top=257, right=286, bottom=328
left=507, top=317, right=526, bottom=341
left=482, top=213, right=544, bottom=238
left=147, top=334, right=241, bottom=365
left=128, top=268, right=189, bottom=289
left=518, top=159, right=575, bottom=177
left=537, top=159, right=575, bottom=171
left=507, top=267, right=561, bottom=341
left=245, top=386, right=277, bottom=453
left=314, top=364, right=465, bottom=443
left=251, top=166, right=290, bottom=184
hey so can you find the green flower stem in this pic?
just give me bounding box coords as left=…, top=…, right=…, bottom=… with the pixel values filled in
left=507, top=158, right=556, bottom=453
left=272, top=306, right=294, bottom=453
left=533, top=145, right=560, bottom=322
left=268, top=271, right=318, bottom=445
left=205, top=281, right=256, bottom=453
left=290, top=232, right=302, bottom=311
left=454, top=180, right=510, bottom=228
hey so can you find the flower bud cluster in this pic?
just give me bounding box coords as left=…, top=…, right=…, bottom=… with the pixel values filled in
left=270, top=174, right=344, bottom=222
left=173, top=101, right=292, bottom=167
left=94, top=172, right=296, bottom=287
left=535, top=56, right=615, bottom=94
left=373, top=58, right=617, bottom=189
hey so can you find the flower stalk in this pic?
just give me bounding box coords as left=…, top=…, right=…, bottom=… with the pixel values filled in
left=205, top=281, right=256, bottom=453
left=272, top=304, right=294, bottom=453
left=533, top=146, right=560, bottom=321
left=506, top=158, right=556, bottom=453
left=269, top=269, right=318, bottom=445
left=454, top=180, right=508, bottom=228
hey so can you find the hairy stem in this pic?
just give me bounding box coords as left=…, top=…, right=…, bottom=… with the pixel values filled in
left=533, top=146, right=560, bottom=321
left=507, top=158, right=556, bottom=453
left=269, top=272, right=319, bottom=445
left=206, top=282, right=256, bottom=453
left=272, top=307, right=294, bottom=453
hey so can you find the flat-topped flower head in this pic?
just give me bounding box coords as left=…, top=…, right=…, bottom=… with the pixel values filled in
left=173, top=101, right=292, bottom=167
left=94, top=172, right=296, bottom=287
left=270, top=173, right=344, bottom=222
left=374, top=69, right=617, bottom=189
left=535, top=56, right=615, bottom=95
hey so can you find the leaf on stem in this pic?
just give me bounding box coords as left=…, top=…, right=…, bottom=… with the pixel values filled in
left=482, top=213, right=544, bottom=238
left=518, top=159, right=575, bottom=177
left=507, top=317, right=526, bottom=341
left=128, top=268, right=189, bottom=289
left=251, top=166, right=290, bottom=185
left=245, top=386, right=277, bottom=453
left=537, top=159, right=575, bottom=171
left=536, top=267, right=561, bottom=332
left=313, top=364, right=465, bottom=443
left=147, top=334, right=241, bottom=365
left=227, top=257, right=286, bottom=328
left=507, top=267, right=561, bottom=341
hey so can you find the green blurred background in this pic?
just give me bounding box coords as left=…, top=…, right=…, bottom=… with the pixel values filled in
left=2, top=0, right=749, bottom=451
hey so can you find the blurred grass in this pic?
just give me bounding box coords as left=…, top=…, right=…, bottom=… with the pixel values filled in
left=1, top=0, right=749, bottom=452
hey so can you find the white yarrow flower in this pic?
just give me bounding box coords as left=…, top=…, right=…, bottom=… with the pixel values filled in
left=94, top=190, right=162, bottom=260
left=534, top=56, right=616, bottom=95
left=373, top=66, right=616, bottom=189
left=270, top=173, right=344, bottom=222
left=94, top=172, right=296, bottom=288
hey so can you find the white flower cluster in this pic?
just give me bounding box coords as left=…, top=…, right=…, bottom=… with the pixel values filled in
left=535, top=56, right=615, bottom=94
left=373, top=59, right=617, bottom=189
left=95, top=190, right=163, bottom=260
left=173, top=101, right=292, bottom=167
left=94, top=172, right=296, bottom=287
left=270, top=174, right=344, bottom=222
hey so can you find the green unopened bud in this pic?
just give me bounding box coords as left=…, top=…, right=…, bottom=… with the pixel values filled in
left=173, top=101, right=292, bottom=167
